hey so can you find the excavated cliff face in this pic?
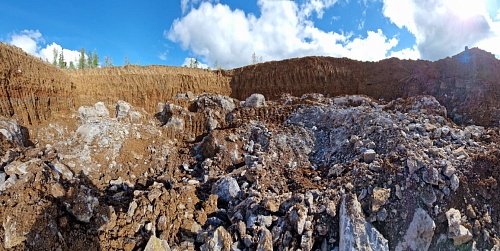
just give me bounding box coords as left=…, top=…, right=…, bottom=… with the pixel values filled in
left=0, top=43, right=74, bottom=126
left=230, top=48, right=500, bottom=126
left=69, top=66, right=233, bottom=112
left=1, top=42, right=499, bottom=127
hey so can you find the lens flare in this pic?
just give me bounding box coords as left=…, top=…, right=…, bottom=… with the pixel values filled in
left=447, top=0, right=487, bottom=19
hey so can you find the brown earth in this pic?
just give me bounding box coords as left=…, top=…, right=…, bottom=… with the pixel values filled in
left=1, top=42, right=499, bottom=127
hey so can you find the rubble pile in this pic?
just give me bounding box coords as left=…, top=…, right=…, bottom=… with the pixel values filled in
left=0, top=94, right=499, bottom=250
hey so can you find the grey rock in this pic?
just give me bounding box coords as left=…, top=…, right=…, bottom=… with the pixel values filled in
left=421, top=185, right=437, bottom=207
left=443, top=165, right=456, bottom=178
left=257, top=227, right=273, bottom=251
left=363, top=149, right=376, bottom=164
left=243, top=93, right=266, bottom=108
left=446, top=208, right=472, bottom=245
left=450, top=174, right=460, bottom=191
left=116, top=100, right=131, bottom=120
left=144, top=235, right=171, bottom=251
left=0, top=117, right=24, bottom=146
left=65, top=185, right=99, bottom=223
left=339, top=194, right=389, bottom=251
left=422, top=168, right=439, bottom=185
left=289, top=204, right=308, bottom=235
left=200, top=226, right=233, bottom=251
left=396, top=208, right=435, bottom=251
left=78, top=102, right=110, bottom=123
left=211, top=176, right=240, bottom=203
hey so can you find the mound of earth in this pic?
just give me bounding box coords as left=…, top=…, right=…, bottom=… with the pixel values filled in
left=0, top=93, right=499, bottom=250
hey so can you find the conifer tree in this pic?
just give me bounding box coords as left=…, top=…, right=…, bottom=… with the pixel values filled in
left=58, top=50, right=66, bottom=69
left=69, top=61, right=76, bottom=70
left=78, top=48, right=86, bottom=69
left=104, top=56, right=113, bottom=67
left=53, top=48, right=58, bottom=66
left=92, top=49, right=99, bottom=68
left=124, top=55, right=131, bottom=66
left=87, top=51, right=93, bottom=68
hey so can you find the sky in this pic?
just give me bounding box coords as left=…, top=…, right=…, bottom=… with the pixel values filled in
left=1, top=0, right=499, bottom=69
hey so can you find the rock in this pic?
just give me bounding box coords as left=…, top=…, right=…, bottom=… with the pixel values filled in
left=211, top=176, right=240, bottom=203
left=144, top=235, right=171, bottom=251
left=116, top=100, right=131, bottom=120
left=339, top=194, right=389, bottom=251
left=78, top=102, right=110, bottom=123
left=450, top=174, right=460, bottom=191
left=420, top=185, right=436, bottom=207
left=65, top=186, right=99, bottom=223
left=243, top=93, right=266, bottom=108
left=443, top=165, right=456, bottom=178
left=422, top=168, right=439, bottom=185
left=200, top=226, right=233, bottom=251
left=396, top=208, right=435, bottom=251
left=289, top=204, right=308, bottom=235
left=0, top=117, right=24, bottom=146
left=446, top=208, right=472, bottom=245
left=52, top=162, right=74, bottom=180
left=363, top=149, right=376, bottom=164
left=257, top=227, right=273, bottom=251
left=3, top=216, right=26, bottom=249
left=372, top=187, right=391, bottom=212
left=4, top=160, right=28, bottom=176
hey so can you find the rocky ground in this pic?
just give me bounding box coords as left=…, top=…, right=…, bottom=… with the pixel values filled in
left=0, top=92, right=499, bottom=250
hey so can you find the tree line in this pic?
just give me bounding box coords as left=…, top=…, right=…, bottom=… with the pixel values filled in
left=52, top=48, right=114, bottom=69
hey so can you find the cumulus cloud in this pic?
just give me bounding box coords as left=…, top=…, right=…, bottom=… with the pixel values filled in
left=382, top=0, right=497, bottom=60
left=8, top=30, right=44, bottom=56
left=181, top=57, right=210, bottom=69
left=7, top=29, right=82, bottom=66
left=167, top=0, right=399, bottom=68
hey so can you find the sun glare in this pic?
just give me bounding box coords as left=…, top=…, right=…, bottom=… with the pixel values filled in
left=448, top=0, right=487, bottom=19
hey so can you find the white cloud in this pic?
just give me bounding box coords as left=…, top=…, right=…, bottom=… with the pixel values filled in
left=158, top=51, right=168, bottom=61
left=389, top=46, right=420, bottom=60
left=8, top=30, right=44, bottom=56
left=7, top=29, right=83, bottom=66
left=167, top=0, right=398, bottom=68
left=300, top=0, right=339, bottom=19
left=382, top=0, right=496, bottom=60
left=182, top=57, right=210, bottom=69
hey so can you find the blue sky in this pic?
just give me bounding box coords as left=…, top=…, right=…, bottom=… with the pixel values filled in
left=1, top=0, right=499, bottom=68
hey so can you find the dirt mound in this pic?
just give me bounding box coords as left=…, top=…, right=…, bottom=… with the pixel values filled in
left=1, top=95, right=499, bottom=250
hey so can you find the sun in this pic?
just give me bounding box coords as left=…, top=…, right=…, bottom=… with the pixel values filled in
left=447, top=0, right=487, bottom=19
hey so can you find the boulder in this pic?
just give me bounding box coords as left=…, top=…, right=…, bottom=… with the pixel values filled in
left=116, top=100, right=131, bottom=120
left=339, top=193, right=389, bottom=251
left=396, top=208, right=435, bottom=251
left=78, top=102, right=110, bottom=123
left=144, top=235, right=171, bottom=251
left=211, top=177, right=240, bottom=203
left=446, top=208, right=472, bottom=245
left=243, top=93, right=266, bottom=108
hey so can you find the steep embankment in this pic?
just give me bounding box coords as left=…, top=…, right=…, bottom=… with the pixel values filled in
left=1, top=42, right=499, bottom=126
left=230, top=48, right=500, bottom=126
left=0, top=42, right=74, bottom=125
left=69, top=66, right=233, bottom=112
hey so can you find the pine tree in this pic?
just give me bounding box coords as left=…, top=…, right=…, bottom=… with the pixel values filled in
left=104, top=56, right=113, bottom=67
left=52, top=48, right=58, bottom=66
left=124, top=55, right=131, bottom=66
left=69, top=61, right=76, bottom=70
left=58, top=50, right=66, bottom=69
left=78, top=48, right=86, bottom=69
left=87, top=51, right=93, bottom=68
left=251, top=52, right=257, bottom=64
left=92, top=49, right=99, bottom=68
left=193, top=58, right=199, bottom=68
